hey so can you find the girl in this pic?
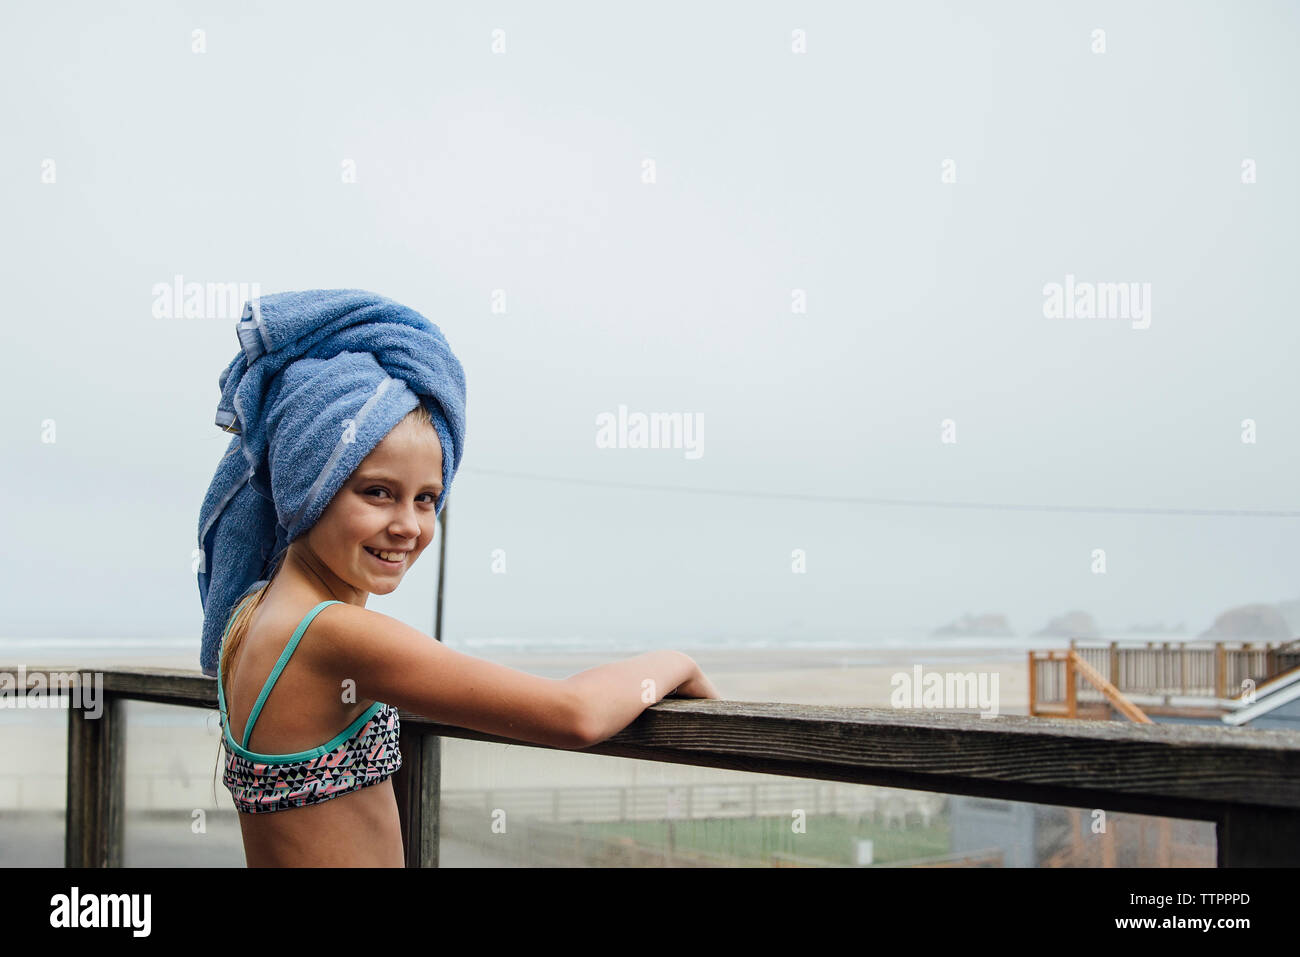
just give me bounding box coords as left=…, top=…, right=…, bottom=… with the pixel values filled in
left=215, top=399, right=720, bottom=867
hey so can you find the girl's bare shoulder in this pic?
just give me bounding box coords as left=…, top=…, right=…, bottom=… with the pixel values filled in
left=269, top=599, right=426, bottom=678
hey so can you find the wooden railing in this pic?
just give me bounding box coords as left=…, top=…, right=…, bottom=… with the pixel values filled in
left=1066, top=651, right=1152, bottom=723
left=7, top=666, right=1300, bottom=868
left=1030, top=638, right=1299, bottom=719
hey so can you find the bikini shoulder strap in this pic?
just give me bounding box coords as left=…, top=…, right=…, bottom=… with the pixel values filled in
left=239, top=600, right=342, bottom=749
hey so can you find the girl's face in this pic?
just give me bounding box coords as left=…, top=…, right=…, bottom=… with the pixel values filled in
left=304, top=416, right=444, bottom=596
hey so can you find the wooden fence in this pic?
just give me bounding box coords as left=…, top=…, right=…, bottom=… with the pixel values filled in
left=5, top=666, right=1299, bottom=868
left=1030, top=638, right=1300, bottom=718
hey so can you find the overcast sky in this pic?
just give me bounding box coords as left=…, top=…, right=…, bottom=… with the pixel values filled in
left=1, top=1, right=1297, bottom=656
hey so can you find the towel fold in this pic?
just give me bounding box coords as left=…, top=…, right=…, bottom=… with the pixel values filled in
left=196, top=289, right=467, bottom=677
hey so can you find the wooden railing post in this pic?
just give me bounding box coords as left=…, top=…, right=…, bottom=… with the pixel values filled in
left=1217, top=805, right=1300, bottom=866
left=1065, top=649, right=1077, bottom=719
left=65, top=691, right=124, bottom=868
left=1027, top=652, right=1037, bottom=717
left=393, top=725, right=441, bottom=867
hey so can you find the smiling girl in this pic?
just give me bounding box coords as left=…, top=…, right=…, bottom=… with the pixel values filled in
left=215, top=399, right=720, bottom=866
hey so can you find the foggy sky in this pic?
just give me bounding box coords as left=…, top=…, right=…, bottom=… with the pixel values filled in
left=1, top=1, right=1297, bottom=654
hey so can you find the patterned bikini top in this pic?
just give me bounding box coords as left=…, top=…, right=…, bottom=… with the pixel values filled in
left=217, top=598, right=402, bottom=814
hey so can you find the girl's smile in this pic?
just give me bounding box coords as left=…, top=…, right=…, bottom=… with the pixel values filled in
left=363, top=546, right=409, bottom=568
left=293, top=412, right=444, bottom=604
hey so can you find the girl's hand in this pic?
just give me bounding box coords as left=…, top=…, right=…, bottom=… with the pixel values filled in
left=667, top=662, right=721, bottom=700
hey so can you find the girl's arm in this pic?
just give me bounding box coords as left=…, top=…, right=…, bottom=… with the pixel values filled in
left=316, top=604, right=588, bottom=749
left=562, top=649, right=718, bottom=746
left=313, top=604, right=715, bottom=751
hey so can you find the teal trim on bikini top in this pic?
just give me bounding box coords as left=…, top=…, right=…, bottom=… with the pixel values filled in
left=217, top=598, right=385, bottom=763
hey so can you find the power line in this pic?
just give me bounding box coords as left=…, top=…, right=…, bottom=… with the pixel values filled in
left=460, top=467, right=1300, bottom=518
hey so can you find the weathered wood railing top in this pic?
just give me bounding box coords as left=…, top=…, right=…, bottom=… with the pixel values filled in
left=7, top=666, right=1300, bottom=867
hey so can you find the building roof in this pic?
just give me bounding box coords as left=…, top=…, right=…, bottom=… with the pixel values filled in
left=1222, top=666, right=1300, bottom=726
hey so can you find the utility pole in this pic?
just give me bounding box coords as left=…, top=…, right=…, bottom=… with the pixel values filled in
left=435, top=499, right=448, bottom=644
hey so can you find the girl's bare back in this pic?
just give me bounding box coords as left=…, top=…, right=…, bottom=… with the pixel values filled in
left=223, top=597, right=405, bottom=867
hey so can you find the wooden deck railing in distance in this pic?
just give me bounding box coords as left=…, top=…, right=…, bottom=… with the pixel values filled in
left=7, top=667, right=1300, bottom=868
left=1068, top=652, right=1151, bottom=723
left=1030, top=638, right=1296, bottom=719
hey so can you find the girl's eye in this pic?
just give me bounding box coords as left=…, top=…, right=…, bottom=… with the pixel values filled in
left=367, top=487, right=436, bottom=504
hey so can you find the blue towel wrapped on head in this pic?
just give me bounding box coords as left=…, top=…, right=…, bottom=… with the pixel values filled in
left=196, top=289, right=467, bottom=677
